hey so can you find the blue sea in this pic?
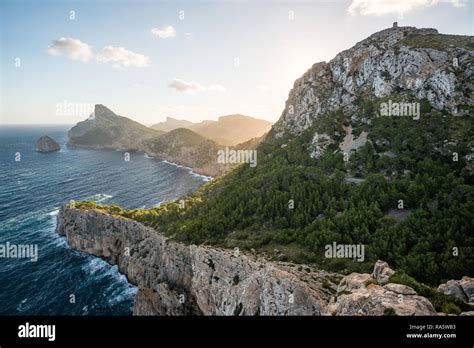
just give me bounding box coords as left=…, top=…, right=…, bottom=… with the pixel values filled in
left=0, top=125, right=208, bottom=315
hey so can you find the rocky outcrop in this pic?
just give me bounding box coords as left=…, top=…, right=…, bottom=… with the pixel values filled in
left=36, top=135, right=60, bottom=152
left=56, top=205, right=445, bottom=316
left=328, top=260, right=437, bottom=316
left=371, top=260, right=395, bottom=285
left=56, top=204, right=332, bottom=315
left=268, top=26, right=473, bottom=165
left=272, top=26, right=473, bottom=139
left=67, top=104, right=160, bottom=151
left=437, top=277, right=474, bottom=304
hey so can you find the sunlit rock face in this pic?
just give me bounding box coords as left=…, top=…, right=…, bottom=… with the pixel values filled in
left=57, top=205, right=331, bottom=316
left=271, top=26, right=473, bottom=141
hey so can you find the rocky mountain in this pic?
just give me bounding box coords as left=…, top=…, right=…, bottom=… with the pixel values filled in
left=36, top=135, right=60, bottom=152
left=270, top=26, right=473, bottom=139
left=142, top=128, right=230, bottom=177
left=188, top=115, right=272, bottom=146
left=151, top=117, right=194, bottom=132
left=152, top=114, right=272, bottom=146
left=68, top=104, right=162, bottom=150
left=67, top=105, right=259, bottom=176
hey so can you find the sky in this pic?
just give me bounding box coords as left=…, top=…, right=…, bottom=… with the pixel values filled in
left=1, top=0, right=473, bottom=125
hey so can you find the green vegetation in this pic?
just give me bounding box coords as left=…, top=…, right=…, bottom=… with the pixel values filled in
left=73, top=128, right=117, bottom=145
left=399, top=33, right=474, bottom=51
left=74, top=97, right=473, bottom=286
left=383, top=308, right=397, bottom=316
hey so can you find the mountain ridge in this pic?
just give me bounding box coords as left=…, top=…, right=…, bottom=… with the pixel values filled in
left=152, top=114, right=272, bottom=146
left=67, top=105, right=261, bottom=176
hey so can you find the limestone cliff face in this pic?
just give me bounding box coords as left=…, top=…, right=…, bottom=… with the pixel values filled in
left=56, top=205, right=445, bottom=316
left=271, top=26, right=473, bottom=138
left=56, top=205, right=330, bottom=315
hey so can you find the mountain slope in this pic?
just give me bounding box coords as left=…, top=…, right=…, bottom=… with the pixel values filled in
left=67, top=106, right=261, bottom=176
left=188, top=115, right=272, bottom=146
left=142, top=128, right=230, bottom=176
left=103, top=26, right=473, bottom=285
left=151, top=117, right=194, bottom=132
left=67, top=104, right=162, bottom=149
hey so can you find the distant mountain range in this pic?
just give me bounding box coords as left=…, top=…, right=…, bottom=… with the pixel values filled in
left=151, top=115, right=272, bottom=146
left=150, top=117, right=194, bottom=132
left=67, top=105, right=268, bottom=176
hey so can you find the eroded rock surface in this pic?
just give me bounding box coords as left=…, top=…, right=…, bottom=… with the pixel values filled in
left=437, top=277, right=474, bottom=304
left=56, top=204, right=331, bottom=315
left=328, top=260, right=437, bottom=316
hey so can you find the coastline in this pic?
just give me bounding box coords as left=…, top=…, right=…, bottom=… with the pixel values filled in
left=66, top=141, right=219, bottom=178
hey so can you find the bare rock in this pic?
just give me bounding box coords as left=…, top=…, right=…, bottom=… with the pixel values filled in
left=56, top=205, right=330, bottom=316
left=337, top=273, right=371, bottom=293
left=383, top=283, right=417, bottom=295
left=372, top=260, right=395, bottom=284
left=437, top=277, right=474, bottom=303
left=36, top=135, right=60, bottom=152
left=330, top=260, right=436, bottom=316
left=331, top=283, right=436, bottom=316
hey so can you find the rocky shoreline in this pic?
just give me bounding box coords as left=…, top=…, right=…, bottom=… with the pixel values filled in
left=56, top=203, right=473, bottom=316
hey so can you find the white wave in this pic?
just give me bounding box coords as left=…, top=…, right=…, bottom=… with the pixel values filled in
left=161, top=160, right=213, bottom=182
left=48, top=209, right=59, bottom=216
left=143, top=153, right=154, bottom=159
left=92, top=193, right=113, bottom=202
left=188, top=170, right=213, bottom=182
left=82, top=305, right=89, bottom=314
left=107, top=285, right=137, bottom=306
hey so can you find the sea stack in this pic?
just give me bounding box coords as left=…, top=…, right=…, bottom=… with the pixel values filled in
left=36, top=135, right=60, bottom=152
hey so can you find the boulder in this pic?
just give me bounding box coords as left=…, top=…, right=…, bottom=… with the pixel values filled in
left=437, top=277, right=474, bottom=303
left=329, top=260, right=436, bottom=316
left=371, top=260, right=395, bottom=285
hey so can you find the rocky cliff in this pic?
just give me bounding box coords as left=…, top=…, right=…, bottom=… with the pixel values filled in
left=57, top=204, right=334, bottom=315
left=270, top=26, right=473, bottom=140
left=56, top=204, right=446, bottom=316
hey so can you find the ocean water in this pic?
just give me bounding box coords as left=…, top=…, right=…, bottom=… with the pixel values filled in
left=0, top=125, right=208, bottom=315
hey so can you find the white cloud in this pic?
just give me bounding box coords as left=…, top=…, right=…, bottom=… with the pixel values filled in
left=258, top=84, right=269, bottom=92
left=47, top=37, right=93, bottom=62
left=347, top=0, right=466, bottom=16
left=169, top=79, right=226, bottom=94
left=96, top=46, right=150, bottom=69
left=151, top=25, right=177, bottom=39
left=168, top=79, right=204, bottom=93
